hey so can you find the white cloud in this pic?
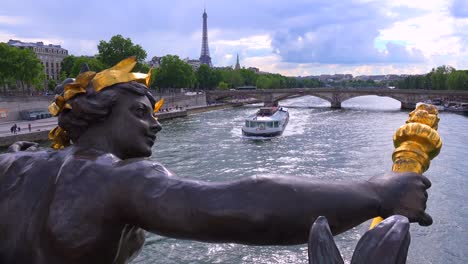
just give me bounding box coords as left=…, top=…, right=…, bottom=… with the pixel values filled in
left=1, top=0, right=466, bottom=75
left=378, top=10, right=461, bottom=57
left=211, top=34, right=271, bottom=50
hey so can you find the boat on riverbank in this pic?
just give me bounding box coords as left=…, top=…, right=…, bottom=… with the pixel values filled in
left=445, top=102, right=468, bottom=115
left=242, top=106, right=289, bottom=137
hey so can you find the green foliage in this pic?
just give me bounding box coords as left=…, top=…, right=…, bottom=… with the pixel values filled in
left=152, top=55, right=195, bottom=90
left=220, top=69, right=244, bottom=88
left=430, top=65, right=455, bottom=90
left=97, top=34, right=147, bottom=67
left=0, top=44, right=16, bottom=92
left=69, top=56, right=106, bottom=77
left=59, top=71, right=68, bottom=82
left=47, top=79, right=57, bottom=91
left=256, top=75, right=272, bottom=89
left=60, top=55, right=76, bottom=77
left=397, top=65, right=467, bottom=90
left=195, top=65, right=221, bottom=90
left=218, top=81, right=229, bottom=89
left=446, top=70, right=468, bottom=90
left=239, top=69, right=257, bottom=86
left=0, top=44, right=45, bottom=93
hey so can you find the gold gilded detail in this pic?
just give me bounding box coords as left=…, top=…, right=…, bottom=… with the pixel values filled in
left=48, top=126, right=71, bottom=149
left=369, top=103, right=442, bottom=229
left=91, top=56, right=151, bottom=92
left=154, top=98, right=165, bottom=113
left=47, top=56, right=154, bottom=149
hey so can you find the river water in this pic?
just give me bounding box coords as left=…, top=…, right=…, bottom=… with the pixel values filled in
left=2, top=95, right=464, bottom=263
left=129, top=95, right=467, bottom=264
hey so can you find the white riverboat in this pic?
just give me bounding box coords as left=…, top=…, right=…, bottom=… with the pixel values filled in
left=242, top=106, right=289, bottom=137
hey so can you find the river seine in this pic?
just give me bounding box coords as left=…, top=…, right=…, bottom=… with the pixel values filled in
left=129, top=95, right=467, bottom=264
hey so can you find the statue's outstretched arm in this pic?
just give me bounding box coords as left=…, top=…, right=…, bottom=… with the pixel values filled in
left=8, top=141, right=39, bottom=152
left=115, top=163, right=430, bottom=245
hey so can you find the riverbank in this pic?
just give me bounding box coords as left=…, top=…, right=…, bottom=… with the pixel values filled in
left=0, top=103, right=240, bottom=147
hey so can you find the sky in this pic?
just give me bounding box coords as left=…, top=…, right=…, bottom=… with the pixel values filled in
left=0, top=0, right=467, bottom=76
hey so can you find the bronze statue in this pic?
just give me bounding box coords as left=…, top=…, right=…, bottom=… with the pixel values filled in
left=0, top=57, right=432, bottom=264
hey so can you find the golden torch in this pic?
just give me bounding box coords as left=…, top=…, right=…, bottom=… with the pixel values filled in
left=369, top=103, right=443, bottom=229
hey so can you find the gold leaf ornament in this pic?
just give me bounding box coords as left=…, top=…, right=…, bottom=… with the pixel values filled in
left=47, top=56, right=154, bottom=149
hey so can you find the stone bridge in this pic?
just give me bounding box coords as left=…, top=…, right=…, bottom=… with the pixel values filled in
left=206, top=88, right=468, bottom=109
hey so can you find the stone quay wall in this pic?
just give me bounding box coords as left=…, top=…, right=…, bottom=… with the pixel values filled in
left=0, top=94, right=207, bottom=122
left=0, top=130, right=50, bottom=148
left=0, top=96, right=54, bottom=122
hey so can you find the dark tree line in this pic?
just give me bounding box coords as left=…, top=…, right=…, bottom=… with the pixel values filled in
left=149, top=55, right=323, bottom=91
left=397, top=66, right=468, bottom=90
left=59, top=35, right=323, bottom=92
left=0, top=43, right=45, bottom=95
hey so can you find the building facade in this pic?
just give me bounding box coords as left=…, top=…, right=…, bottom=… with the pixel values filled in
left=8, top=39, right=68, bottom=83
left=148, top=56, right=163, bottom=68
left=184, top=58, right=202, bottom=70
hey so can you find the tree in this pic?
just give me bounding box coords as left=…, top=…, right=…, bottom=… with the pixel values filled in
left=226, top=70, right=244, bottom=88
left=69, top=56, right=106, bottom=77
left=12, top=47, right=44, bottom=94
left=446, top=70, right=468, bottom=90
left=239, top=69, right=257, bottom=86
left=256, top=75, right=272, bottom=89
left=0, top=44, right=16, bottom=95
left=152, top=55, right=195, bottom=90
left=197, top=64, right=212, bottom=90
left=430, top=65, right=455, bottom=90
left=218, top=81, right=229, bottom=90
left=60, top=55, right=76, bottom=78
left=48, top=79, right=57, bottom=91
left=97, top=34, right=147, bottom=71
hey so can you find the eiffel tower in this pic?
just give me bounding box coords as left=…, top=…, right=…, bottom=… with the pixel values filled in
left=199, top=9, right=212, bottom=67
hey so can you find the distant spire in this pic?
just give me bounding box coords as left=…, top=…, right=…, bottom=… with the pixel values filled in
left=235, top=53, right=240, bottom=70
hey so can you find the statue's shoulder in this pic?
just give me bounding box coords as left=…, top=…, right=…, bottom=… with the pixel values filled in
left=114, top=158, right=175, bottom=178
left=66, top=148, right=175, bottom=178
left=0, top=149, right=60, bottom=170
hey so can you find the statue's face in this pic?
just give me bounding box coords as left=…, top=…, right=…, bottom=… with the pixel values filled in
left=104, top=90, right=161, bottom=159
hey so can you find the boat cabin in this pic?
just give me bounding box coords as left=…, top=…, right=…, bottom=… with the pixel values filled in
left=257, top=107, right=277, bottom=116
left=245, top=120, right=280, bottom=129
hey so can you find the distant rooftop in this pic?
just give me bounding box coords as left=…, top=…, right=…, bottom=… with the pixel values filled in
left=7, top=39, right=64, bottom=49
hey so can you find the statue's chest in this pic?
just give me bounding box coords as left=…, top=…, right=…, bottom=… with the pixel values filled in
left=112, top=225, right=146, bottom=264
left=48, top=215, right=146, bottom=263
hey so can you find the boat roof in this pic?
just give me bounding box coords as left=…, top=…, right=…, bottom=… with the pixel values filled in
left=245, top=107, right=288, bottom=121
left=257, top=107, right=277, bottom=116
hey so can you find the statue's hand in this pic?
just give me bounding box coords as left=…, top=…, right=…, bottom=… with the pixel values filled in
left=369, top=172, right=432, bottom=226
left=8, top=141, right=39, bottom=152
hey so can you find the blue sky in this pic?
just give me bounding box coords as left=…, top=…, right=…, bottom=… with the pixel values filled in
left=1, top=0, right=467, bottom=76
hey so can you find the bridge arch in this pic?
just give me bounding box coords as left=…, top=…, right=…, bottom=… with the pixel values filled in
left=205, top=88, right=468, bottom=109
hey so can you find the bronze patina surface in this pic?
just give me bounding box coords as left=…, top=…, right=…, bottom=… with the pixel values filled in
left=0, top=58, right=432, bottom=264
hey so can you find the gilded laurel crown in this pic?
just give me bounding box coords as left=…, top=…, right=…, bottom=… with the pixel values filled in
left=48, top=56, right=152, bottom=116
left=48, top=56, right=164, bottom=149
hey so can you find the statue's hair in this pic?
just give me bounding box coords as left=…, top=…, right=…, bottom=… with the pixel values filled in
left=58, top=81, right=156, bottom=143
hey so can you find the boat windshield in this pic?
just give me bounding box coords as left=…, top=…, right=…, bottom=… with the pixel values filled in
left=245, top=121, right=279, bottom=128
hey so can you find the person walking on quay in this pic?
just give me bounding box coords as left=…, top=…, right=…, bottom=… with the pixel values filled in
left=28, top=123, right=31, bottom=132
left=11, top=124, right=17, bottom=134
left=17, top=126, right=20, bottom=133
